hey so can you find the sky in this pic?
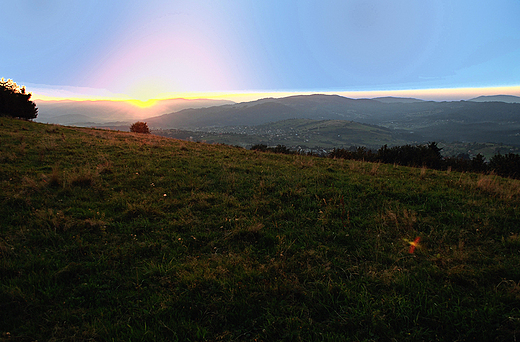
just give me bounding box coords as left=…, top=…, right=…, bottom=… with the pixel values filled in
left=2, top=0, right=520, bottom=103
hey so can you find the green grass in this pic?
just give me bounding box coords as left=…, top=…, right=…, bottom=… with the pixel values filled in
left=1, top=117, right=520, bottom=341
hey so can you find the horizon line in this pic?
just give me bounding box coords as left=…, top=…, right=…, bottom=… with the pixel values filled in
left=30, top=85, right=520, bottom=107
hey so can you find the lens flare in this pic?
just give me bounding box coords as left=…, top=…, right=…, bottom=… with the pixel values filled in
left=403, top=236, right=421, bottom=254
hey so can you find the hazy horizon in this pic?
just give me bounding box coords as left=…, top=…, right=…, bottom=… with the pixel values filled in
left=31, top=87, right=520, bottom=107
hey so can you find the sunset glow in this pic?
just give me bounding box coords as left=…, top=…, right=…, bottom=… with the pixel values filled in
left=125, top=99, right=160, bottom=108
left=3, top=1, right=520, bottom=113
left=30, top=85, right=520, bottom=106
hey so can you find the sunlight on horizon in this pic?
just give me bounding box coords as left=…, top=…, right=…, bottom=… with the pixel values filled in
left=125, top=99, right=159, bottom=108
left=30, top=85, right=520, bottom=106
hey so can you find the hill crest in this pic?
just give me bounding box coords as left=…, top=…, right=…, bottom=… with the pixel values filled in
left=469, top=95, right=520, bottom=103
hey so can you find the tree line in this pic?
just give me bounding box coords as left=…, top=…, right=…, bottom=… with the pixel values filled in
left=252, top=142, right=520, bottom=179
left=329, top=143, right=520, bottom=179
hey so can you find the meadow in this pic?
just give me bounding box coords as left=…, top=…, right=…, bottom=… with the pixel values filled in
left=1, top=116, right=520, bottom=341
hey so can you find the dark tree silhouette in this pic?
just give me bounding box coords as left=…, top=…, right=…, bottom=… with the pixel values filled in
left=489, top=153, right=520, bottom=179
left=130, top=121, right=150, bottom=134
left=0, top=78, right=38, bottom=120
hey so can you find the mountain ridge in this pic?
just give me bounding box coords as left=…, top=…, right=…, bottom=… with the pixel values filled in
left=146, top=94, right=520, bottom=145
left=469, top=95, right=520, bottom=103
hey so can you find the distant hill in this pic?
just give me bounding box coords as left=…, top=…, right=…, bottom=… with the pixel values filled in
left=146, top=94, right=399, bottom=129
left=147, top=100, right=302, bottom=128
left=35, top=98, right=234, bottom=125
left=371, top=96, right=425, bottom=104
left=43, top=114, right=95, bottom=125
left=469, top=95, right=520, bottom=103
left=145, top=94, right=520, bottom=146
left=34, top=93, right=520, bottom=146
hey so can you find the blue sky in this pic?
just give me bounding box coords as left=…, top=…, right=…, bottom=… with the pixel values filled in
left=2, top=0, right=520, bottom=102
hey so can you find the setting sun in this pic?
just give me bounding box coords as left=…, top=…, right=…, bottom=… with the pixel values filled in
left=125, top=98, right=159, bottom=108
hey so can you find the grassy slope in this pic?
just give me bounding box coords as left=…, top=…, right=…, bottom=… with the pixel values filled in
left=1, top=117, right=520, bottom=341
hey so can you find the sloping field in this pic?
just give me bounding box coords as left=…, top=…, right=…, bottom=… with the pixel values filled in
left=1, top=117, right=520, bottom=341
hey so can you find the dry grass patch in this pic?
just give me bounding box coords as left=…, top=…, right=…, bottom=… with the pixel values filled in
left=496, top=279, right=520, bottom=300
left=419, top=165, right=428, bottom=179
left=369, top=162, right=381, bottom=175
left=33, top=208, right=74, bottom=232
left=380, top=207, right=418, bottom=235
left=67, top=165, right=99, bottom=187
left=348, top=160, right=362, bottom=172
left=39, top=136, right=59, bottom=151
left=21, top=175, right=39, bottom=191
left=96, top=157, right=113, bottom=175
left=50, top=165, right=62, bottom=186
left=295, top=159, right=315, bottom=169
left=475, top=175, right=520, bottom=200
left=13, top=140, right=28, bottom=157
left=503, top=234, right=520, bottom=248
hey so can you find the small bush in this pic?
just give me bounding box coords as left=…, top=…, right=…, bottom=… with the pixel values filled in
left=130, top=121, right=150, bottom=134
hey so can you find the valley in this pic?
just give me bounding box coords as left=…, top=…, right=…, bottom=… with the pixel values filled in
left=35, top=94, right=520, bottom=158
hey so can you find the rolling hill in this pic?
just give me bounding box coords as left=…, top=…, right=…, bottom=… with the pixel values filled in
left=1, top=117, right=520, bottom=341
left=146, top=94, right=520, bottom=146
left=33, top=94, right=520, bottom=146
left=469, top=95, right=520, bottom=103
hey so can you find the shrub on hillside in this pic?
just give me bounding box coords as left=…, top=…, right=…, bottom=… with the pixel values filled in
left=470, top=153, right=488, bottom=172
left=250, top=144, right=268, bottom=152
left=377, top=142, right=443, bottom=168
left=130, top=121, right=150, bottom=134
left=250, top=144, right=294, bottom=154
left=0, top=78, right=38, bottom=120
left=330, top=146, right=377, bottom=161
left=489, top=153, right=520, bottom=179
left=331, top=142, right=444, bottom=168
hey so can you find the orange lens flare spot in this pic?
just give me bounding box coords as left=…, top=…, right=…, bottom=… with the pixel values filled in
left=407, top=236, right=421, bottom=254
